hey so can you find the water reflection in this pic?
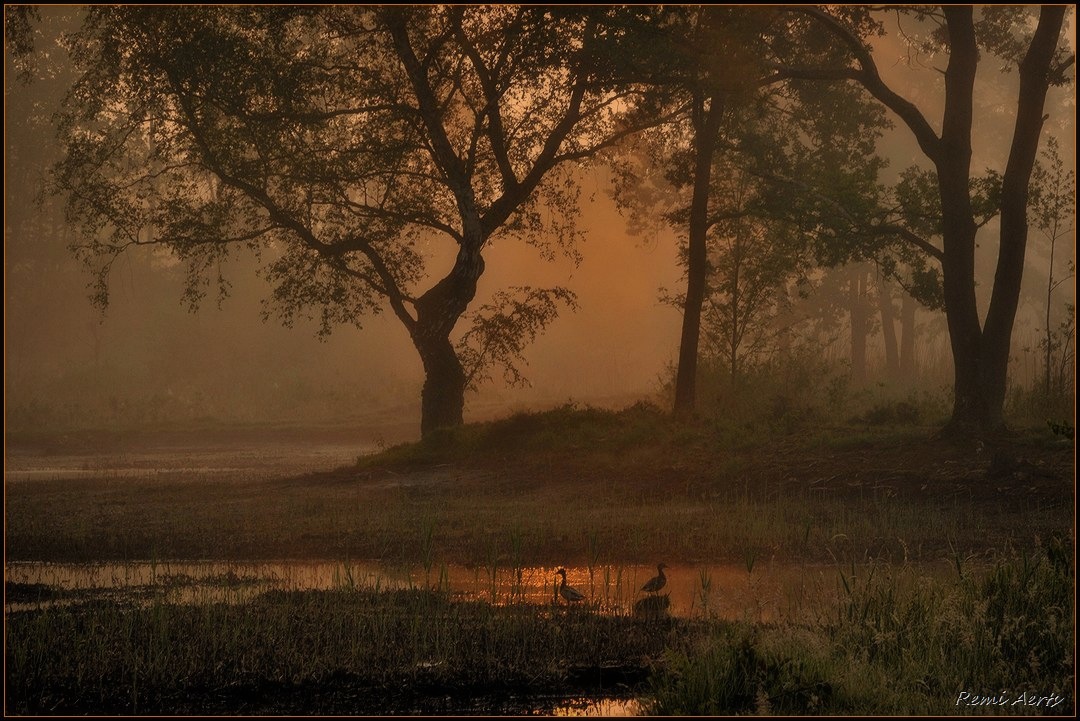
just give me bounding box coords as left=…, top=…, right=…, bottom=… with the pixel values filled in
left=551, top=696, right=642, bottom=716
left=5, top=559, right=960, bottom=622
left=4, top=442, right=376, bottom=482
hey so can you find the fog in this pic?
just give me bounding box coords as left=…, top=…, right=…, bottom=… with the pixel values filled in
left=4, top=7, right=1075, bottom=440
left=5, top=198, right=685, bottom=433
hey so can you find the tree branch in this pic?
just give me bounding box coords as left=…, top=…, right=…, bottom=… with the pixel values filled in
left=453, top=11, right=520, bottom=195
left=784, top=6, right=943, bottom=162
left=863, top=223, right=944, bottom=262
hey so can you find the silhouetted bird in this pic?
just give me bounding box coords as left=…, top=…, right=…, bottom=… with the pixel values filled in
left=556, top=568, right=585, bottom=603
left=641, top=563, right=668, bottom=594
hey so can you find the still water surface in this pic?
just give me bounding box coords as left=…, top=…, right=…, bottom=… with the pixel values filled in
left=6, top=557, right=957, bottom=623
left=7, top=558, right=966, bottom=716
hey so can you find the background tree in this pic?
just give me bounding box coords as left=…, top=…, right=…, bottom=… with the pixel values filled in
left=4, top=7, right=104, bottom=426
left=1028, top=137, right=1076, bottom=402
left=610, top=7, right=888, bottom=417
left=650, top=158, right=813, bottom=386
left=771, top=5, right=1074, bottom=435
left=700, top=211, right=809, bottom=384
left=605, top=6, right=763, bottom=418
left=877, top=273, right=900, bottom=380
left=36, top=6, right=659, bottom=436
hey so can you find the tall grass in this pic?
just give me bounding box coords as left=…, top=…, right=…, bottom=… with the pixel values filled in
left=645, top=540, right=1074, bottom=715
left=6, top=586, right=689, bottom=715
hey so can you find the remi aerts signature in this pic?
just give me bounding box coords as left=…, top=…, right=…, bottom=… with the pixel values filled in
left=955, top=691, right=1066, bottom=709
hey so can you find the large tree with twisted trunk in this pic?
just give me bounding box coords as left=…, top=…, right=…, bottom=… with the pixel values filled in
left=771, top=5, right=1073, bottom=435
left=35, top=6, right=659, bottom=436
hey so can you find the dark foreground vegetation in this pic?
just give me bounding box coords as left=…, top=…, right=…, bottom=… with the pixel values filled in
left=6, top=543, right=1074, bottom=715
left=647, top=538, right=1073, bottom=715
left=8, top=588, right=680, bottom=715
left=5, top=404, right=1075, bottom=715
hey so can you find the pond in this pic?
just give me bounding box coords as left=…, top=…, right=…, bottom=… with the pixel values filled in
left=4, top=441, right=377, bottom=482
left=5, top=557, right=959, bottom=623
left=6, top=557, right=969, bottom=715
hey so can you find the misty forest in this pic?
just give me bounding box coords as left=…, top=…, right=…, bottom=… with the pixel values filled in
left=5, top=5, right=1075, bottom=716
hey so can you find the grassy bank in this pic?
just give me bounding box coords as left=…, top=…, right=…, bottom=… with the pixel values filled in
left=5, top=405, right=1072, bottom=566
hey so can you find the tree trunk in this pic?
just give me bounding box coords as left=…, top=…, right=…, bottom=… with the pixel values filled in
left=412, top=243, right=486, bottom=436
left=936, top=6, right=1066, bottom=435
left=673, top=89, right=724, bottom=418
left=878, top=276, right=900, bottom=380
left=388, top=13, right=487, bottom=437
left=849, top=265, right=869, bottom=386
left=979, top=4, right=1067, bottom=428
left=936, top=7, right=986, bottom=434
left=899, top=289, right=917, bottom=381
left=728, top=234, right=742, bottom=384
left=414, top=331, right=467, bottom=436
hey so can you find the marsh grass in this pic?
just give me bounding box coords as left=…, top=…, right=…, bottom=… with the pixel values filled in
left=6, top=586, right=692, bottom=715
left=694, top=568, right=713, bottom=618
left=645, top=541, right=1075, bottom=715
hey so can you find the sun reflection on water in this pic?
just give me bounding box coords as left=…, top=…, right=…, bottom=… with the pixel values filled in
left=6, top=558, right=960, bottom=624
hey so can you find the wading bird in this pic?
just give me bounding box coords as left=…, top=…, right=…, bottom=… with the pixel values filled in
left=641, top=563, right=668, bottom=594
left=556, top=568, right=585, bottom=604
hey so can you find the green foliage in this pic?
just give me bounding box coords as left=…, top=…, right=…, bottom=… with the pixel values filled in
left=4, top=5, right=41, bottom=81
left=457, top=286, right=579, bottom=391
left=1030, top=137, right=1076, bottom=237
left=976, top=6, right=1075, bottom=85
left=1029, top=136, right=1077, bottom=407
left=648, top=625, right=844, bottom=714
left=675, top=346, right=911, bottom=436
left=1006, top=306, right=1076, bottom=425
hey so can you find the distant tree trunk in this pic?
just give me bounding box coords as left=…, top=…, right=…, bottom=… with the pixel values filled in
left=727, top=233, right=743, bottom=384
left=1042, top=226, right=1059, bottom=397
left=878, top=276, right=900, bottom=380
left=899, top=289, right=917, bottom=381
left=1043, top=256, right=1054, bottom=398
left=849, top=265, right=869, bottom=385
left=673, top=89, right=724, bottom=419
